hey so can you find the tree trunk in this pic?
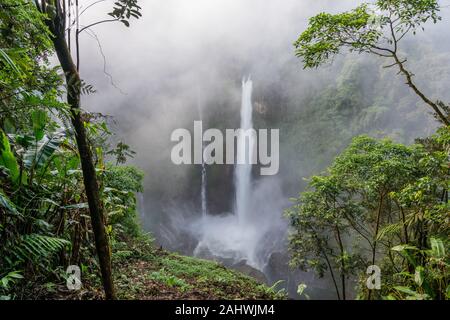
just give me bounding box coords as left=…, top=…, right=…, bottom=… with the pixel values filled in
left=368, top=193, right=384, bottom=300
left=51, top=31, right=116, bottom=300
left=70, top=212, right=83, bottom=266
left=320, top=241, right=341, bottom=300
left=392, top=54, right=449, bottom=126
left=335, top=226, right=346, bottom=300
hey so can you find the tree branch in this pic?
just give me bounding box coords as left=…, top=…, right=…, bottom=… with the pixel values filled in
left=392, top=53, right=450, bottom=125
left=77, top=19, right=118, bottom=34
left=79, top=0, right=107, bottom=17
left=76, top=0, right=80, bottom=71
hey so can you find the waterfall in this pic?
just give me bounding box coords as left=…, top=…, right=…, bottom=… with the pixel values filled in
left=197, top=93, right=208, bottom=217
left=201, top=140, right=208, bottom=217
left=193, top=76, right=283, bottom=271
left=235, top=77, right=254, bottom=222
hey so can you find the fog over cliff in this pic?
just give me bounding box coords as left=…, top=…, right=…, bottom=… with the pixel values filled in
left=75, top=0, right=450, bottom=298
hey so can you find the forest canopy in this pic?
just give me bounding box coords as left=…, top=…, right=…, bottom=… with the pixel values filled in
left=0, top=0, right=448, bottom=302
left=288, top=0, right=449, bottom=300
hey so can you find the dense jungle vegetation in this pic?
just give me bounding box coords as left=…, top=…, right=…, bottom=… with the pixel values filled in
left=286, top=0, right=449, bottom=300
left=0, top=0, right=283, bottom=300
left=0, top=0, right=449, bottom=301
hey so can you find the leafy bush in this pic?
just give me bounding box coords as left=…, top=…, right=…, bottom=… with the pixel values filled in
left=149, top=269, right=192, bottom=292
left=103, top=165, right=144, bottom=237
left=286, top=128, right=450, bottom=300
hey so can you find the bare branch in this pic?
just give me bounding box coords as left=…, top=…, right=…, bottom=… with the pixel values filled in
left=392, top=53, right=450, bottom=125
left=76, top=0, right=80, bottom=71
left=369, top=48, right=394, bottom=58
left=397, top=25, right=412, bottom=42
left=389, top=19, right=398, bottom=53
left=83, top=27, right=127, bottom=95
left=77, top=19, right=119, bottom=34
left=79, top=0, right=107, bottom=17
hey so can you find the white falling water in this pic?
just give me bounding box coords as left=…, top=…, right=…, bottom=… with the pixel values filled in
left=192, top=76, right=283, bottom=271
left=201, top=142, right=208, bottom=217
left=235, top=77, right=254, bottom=222
left=197, top=91, right=208, bottom=217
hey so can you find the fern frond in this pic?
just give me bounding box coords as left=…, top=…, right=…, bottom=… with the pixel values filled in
left=1, top=234, right=70, bottom=268
left=377, top=222, right=403, bottom=241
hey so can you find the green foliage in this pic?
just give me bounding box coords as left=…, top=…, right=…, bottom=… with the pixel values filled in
left=2, top=234, right=70, bottom=269
left=0, top=110, right=144, bottom=297
left=1, top=116, right=77, bottom=290
left=0, top=129, right=20, bottom=183
left=0, top=189, right=19, bottom=215
left=0, top=48, right=20, bottom=74
left=295, top=5, right=378, bottom=68
left=108, top=0, right=142, bottom=27
left=0, top=271, right=23, bottom=300
left=104, top=165, right=144, bottom=193
left=149, top=269, right=192, bottom=292
left=294, top=0, right=450, bottom=123
left=0, top=1, right=145, bottom=299
left=295, top=0, right=441, bottom=68
left=0, top=0, right=64, bottom=125
left=387, top=237, right=449, bottom=300
left=109, top=237, right=286, bottom=300
left=286, top=128, right=450, bottom=300
left=107, top=141, right=136, bottom=165
left=31, top=110, right=47, bottom=141
left=22, top=132, right=65, bottom=174
left=278, top=52, right=438, bottom=195
left=376, top=0, right=441, bottom=29
left=103, top=165, right=144, bottom=237
left=289, top=0, right=449, bottom=300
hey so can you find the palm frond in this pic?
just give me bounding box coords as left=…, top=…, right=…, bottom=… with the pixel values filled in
left=23, top=132, right=65, bottom=171
left=1, top=234, right=70, bottom=269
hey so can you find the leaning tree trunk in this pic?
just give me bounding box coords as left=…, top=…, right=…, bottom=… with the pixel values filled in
left=41, top=7, right=116, bottom=298
left=54, top=31, right=116, bottom=300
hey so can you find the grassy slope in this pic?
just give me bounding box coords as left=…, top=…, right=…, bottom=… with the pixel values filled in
left=81, top=236, right=285, bottom=300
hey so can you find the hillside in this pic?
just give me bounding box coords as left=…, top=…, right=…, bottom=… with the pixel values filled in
left=25, top=236, right=284, bottom=300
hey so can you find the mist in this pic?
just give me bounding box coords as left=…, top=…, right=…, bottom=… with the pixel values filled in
left=74, top=0, right=450, bottom=298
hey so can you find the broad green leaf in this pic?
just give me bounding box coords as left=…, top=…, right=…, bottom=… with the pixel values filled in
left=414, top=267, right=424, bottom=286
left=31, top=110, right=47, bottom=141
left=391, top=244, right=419, bottom=252
left=6, top=271, right=23, bottom=279
left=394, top=286, right=418, bottom=296
left=391, top=244, right=418, bottom=268
left=0, top=48, right=20, bottom=74
left=430, top=237, right=445, bottom=259
left=0, top=129, right=20, bottom=184
left=0, top=190, right=20, bottom=215
left=23, top=132, right=64, bottom=172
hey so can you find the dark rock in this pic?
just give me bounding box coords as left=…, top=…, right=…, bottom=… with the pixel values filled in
left=230, top=260, right=268, bottom=284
